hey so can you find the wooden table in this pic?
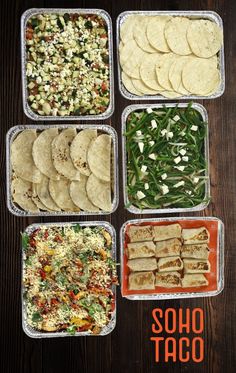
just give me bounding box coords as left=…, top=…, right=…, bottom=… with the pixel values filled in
left=1, top=0, right=235, bottom=372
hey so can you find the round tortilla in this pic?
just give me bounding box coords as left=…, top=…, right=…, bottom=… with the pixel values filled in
left=146, top=16, right=171, bottom=52
left=70, top=129, right=97, bottom=176
left=70, top=175, right=99, bottom=212
left=121, top=71, right=142, bottom=95
left=182, top=57, right=220, bottom=95
left=87, top=134, right=111, bottom=182
left=35, top=175, right=61, bottom=211
left=122, top=43, right=146, bottom=79
left=120, top=15, right=137, bottom=44
left=132, top=79, right=158, bottom=95
left=86, top=174, right=112, bottom=212
left=169, top=56, right=192, bottom=95
left=133, top=16, right=157, bottom=53
left=119, top=39, right=138, bottom=65
left=49, top=178, right=80, bottom=211
left=32, top=183, right=49, bottom=210
left=51, top=128, right=80, bottom=181
left=140, top=53, right=164, bottom=91
left=165, top=17, right=192, bottom=55
left=156, top=53, right=177, bottom=90
left=11, top=174, right=39, bottom=212
left=187, top=19, right=223, bottom=58
left=11, top=129, right=42, bottom=183
left=160, top=90, right=183, bottom=98
left=32, top=128, right=60, bottom=181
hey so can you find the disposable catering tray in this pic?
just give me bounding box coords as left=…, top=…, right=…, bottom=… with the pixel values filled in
left=6, top=124, right=118, bottom=216
left=21, top=8, right=114, bottom=120
left=120, top=217, right=224, bottom=300
left=116, top=10, right=225, bottom=100
left=122, top=102, right=210, bottom=214
left=22, top=221, right=117, bottom=338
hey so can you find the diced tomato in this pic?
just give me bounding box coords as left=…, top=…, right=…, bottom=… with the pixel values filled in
left=100, top=34, right=107, bottom=39
left=54, top=234, right=63, bottom=243
left=78, top=324, right=91, bottom=332
left=69, top=290, right=76, bottom=300
left=44, top=230, right=49, bottom=239
left=101, top=82, right=107, bottom=92
left=39, top=269, right=46, bottom=280
left=71, top=303, right=78, bottom=310
left=51, top=298, right=59, bottom=306
left=29, top=238, right=37, bottom=248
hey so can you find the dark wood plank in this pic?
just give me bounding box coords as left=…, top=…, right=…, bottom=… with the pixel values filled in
left=0, top=0, right=236, bottom=372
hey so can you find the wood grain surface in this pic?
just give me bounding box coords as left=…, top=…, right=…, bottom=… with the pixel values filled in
left=0, top=0, right=235, bottom=372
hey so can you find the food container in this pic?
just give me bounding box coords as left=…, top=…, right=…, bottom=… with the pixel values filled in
left=116, top=10, right=225, bottom=100
left=6, top=124, right=118, bottom=216
left=122, top=102, right=210, bottom=214
left=21, top=8, right=114, bottom=120
left=120, top=217, right=224, bottom=300
left=22, top=221, right=117, bottom=338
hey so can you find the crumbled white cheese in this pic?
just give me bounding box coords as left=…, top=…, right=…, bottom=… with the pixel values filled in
left=174, top=181, right=185, bottom=188
left=186, top=190, right=192, bottom=195
left=144, top=183, right=149, bottom=190
left=136, top=130, right=142, bottom=136
left=137, top=191, right=146, bottom=200
left=149, top=141, right=155, bottom=146
left=173, top=115, right=180, bottom=122
left=191, top=125, right=198, bottom=131
left=179, top=149, right=186, bottom=156
left=161, top=129, right=168, bottom=137
left=146, top=107, right=153, bottom=113
left=141, top=165, right=147, bottom=173
left=138, top=142, right=144, bottom=153
left=161, top=173, right=167, bottom=180
left=175, top=166, right=185, bottom=171
left=151, top=119, right=157, bottom=129
left=174, top=156, right=181, bottom=164
left=193, top=177, right=199, bottom=183
left=148, top=153, right=157, bottom=160
left=167, top=131, right=174, bottom=139
left=161, top=184, right=169, bottom=195
left=182, top=156, right=189, bottom=162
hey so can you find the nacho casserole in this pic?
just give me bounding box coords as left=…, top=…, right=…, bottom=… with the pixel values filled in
left=23, top=224, right=117, bottom=335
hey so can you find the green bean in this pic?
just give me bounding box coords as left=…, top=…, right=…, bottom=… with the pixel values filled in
left=125, top=103, right=209, bottom=209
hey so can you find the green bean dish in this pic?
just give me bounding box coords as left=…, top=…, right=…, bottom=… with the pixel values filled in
left=124, top=104, right=210, bottom=210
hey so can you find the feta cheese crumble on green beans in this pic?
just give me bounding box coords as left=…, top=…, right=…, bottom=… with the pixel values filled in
left=25, top=13, right=110, bottom=116
left=125, top=104, right=209, bottom=209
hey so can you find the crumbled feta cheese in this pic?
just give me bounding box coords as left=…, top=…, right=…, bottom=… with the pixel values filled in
left=141, top=165, right=147, bottom=172
left=167, top=131, right=174, bottom=139
left=173, top=115, right=180, bottom=122
left=180, top=132, right=186, bottom=136
left=136, top=130, right=142, bottom=137
left=161, top=184, right=169, bottom=195
left=161, top=129, right=168, bottom=137
left=186, top=190, right=192, bottom=195
left=146, top=107, right=153, bottom=113
left=138, top=142, right=144, bottom=153
left=148, top=153, right=157, bottom=160
left=174, top=181, right=185, bottom=188
left=149, top=141, right=155, bottom=146
left=151, top=119, right=157, bottom=129
left=191, top=125, right=198, bottom=131
left=36, top=76, right=42, bottom=84
left=179, top=149, right=186, bottom=156
left=193, top=177, right=199, bottom=183
left=174, top=156, right=181, bottom=164
left=182, top=156, right=189, bottom=162
left=161, top=173, right=167, bottom=180
left=144, top=183, right=149, bottom=190
left=137, top=191, right=146, bottom=200
left=175, top=166, right=185, bottom=171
